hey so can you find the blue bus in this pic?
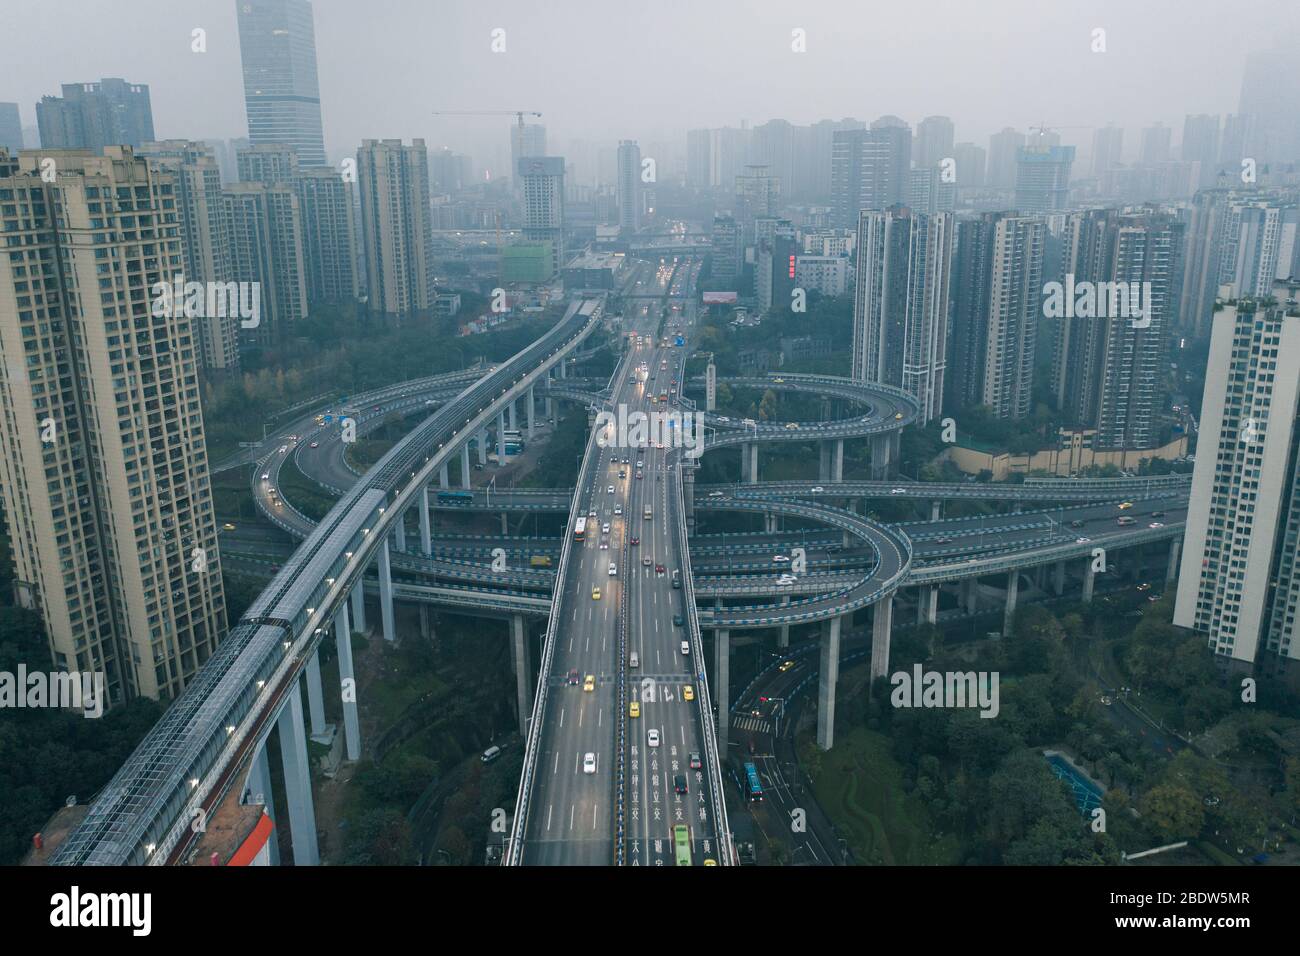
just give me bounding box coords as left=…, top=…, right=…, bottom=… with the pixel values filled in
left=742, top=762, right=763, bottom=801
left=437, top=490, right=475, bottom=505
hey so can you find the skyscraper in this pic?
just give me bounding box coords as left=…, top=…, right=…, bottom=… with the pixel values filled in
left=223, top=181, right=309, bottom=347
left=0, top=147, right=227, bottom=705
left=830, top=123, right=911, bottom=229
left=949, top=213, right=1045, bottom=419
left=710, top=215, right=740, bottom=284
left=950, top=142, right=986, bottom=189
left=356, top=139, right=434, bottom=315
left=236, top=0, right=327, bottom=166
left=1175, top=281, right=1300, bottom=675
left=914, top=115, right=955, bottom=169
left=36, top=79, right=154, bottom=151
left=1237, top=46, right=1300, bottom=166
left=138, top=140, right=240, bottom=373
left=1052, top=209, right=1183, bottom=449
left=1139, top=122, right=1172, bottom=165
left=1181, top=114, right=1221, bottom=188
left=1091, top=124, right=1124, bottom=177
left=518, top=156, right=566, bottom=276
left=510, top=123, right=547, bottom=194
left=616, top=140, right=641, bottom=234
left=852, top=207, right=953, bottom=424
left=1014, top=145, right=1075, bottom=213
left=0, top=103, right=22, bottom=152
left=1216, top=201, right=1300, bottom=301
left=295, top=166, right=360, bottom=305
left=987, top=127, right=1025, bottom=189
left=734, top=164, right=781, bottom=243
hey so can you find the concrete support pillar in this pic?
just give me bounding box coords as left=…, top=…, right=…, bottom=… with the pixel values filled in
left=816, top=615, right=842, bottom=750
left=527, top=385, right=535, bottom=439
left=1004, top=571, right=1019, bottom=635
left=1166, top=537, right=1181, bottom=587
left=764, top=512, right=777, bottom=534
left=1083, top=559, right=1096, bottom=603
left=1034, top=563, right=1045, bottom=590
left=833, top=439, right=844, bottom=483
left=819, top=442, right=831, bottom=482
left=394, top=509, right=407, bottom=553
left=420, top=486, right=432, bottom=556
left=870, top=596, right=892, bottom=681
left=478, top=430, right=488, bottom=465
left=249, top=744, right=280, bottom=865
left=546, top=395, right=554, bottom=419
left=501, top=511, right=509, bottom=535
left=439, top=462, right=449, bottom=490
left=378, top=537, right=396, bottom=643
left=497, top=411, right=507, bottom=460
left=335, top=601, right=360, bottom=761
left=1053, top=560, right=1066, bottom=596
left=870, top=433, right=892, bottom=481
left=931, top=500, right=942, bottom=522
left=350, top=581, right=366, bottom=634
left=461, top=444, right=471, bottom=488
left=963, top=577, right=978, bottom=614
left=559, top=357, right=567, bottom=379
left=715, top=629, right=730, bottom=755
left=778, top=596, right=791, bottom=648
left=746, top=443, right=758, bottom=484
left=419, top=604, right=431, bottom=641
left=508, top=398, right=518, bottom=432
left=277, top=680, right=319, bottom=866
left=305, top=647, right=326, bottom=739
left=918, top=584, right=938, bottom=625
left=513, top=615, right=532, bottom=735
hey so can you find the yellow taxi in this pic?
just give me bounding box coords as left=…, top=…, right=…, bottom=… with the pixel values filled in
left=629, top=700, right=640, bottom=718
left=592, top=587, right=601, bottom=600
left=703, top=858, right=717, bottom=866
left=778, top=660, right=796, bottom=673
left=1118, top=501, right=1134, bottom=510
left=682, top=685, right=695, bottom=702
left=583, top=674, right=595, bottom=692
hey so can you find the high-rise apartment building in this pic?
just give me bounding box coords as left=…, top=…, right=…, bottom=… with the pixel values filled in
left=1217, top=201, right=1300, bottom=301
left=356, top=139, right=434, bottom=315
left=710, top=215, right=740, bottom=283
left=734, top=164, right=781, bottom=243
left=0, top=147, right=227, bottom=705
left=236, top=0, right=327, bottom=166
left=830, top=122, right=911, bottom=229
left=1091, top=124, right=1124, bottom=177
left=950, top=142, right=986, bottom=189
left=36, top=79, right=154, bottom=151
left=1051, top=209, right=1183, bottom=448
left=1014, top=145, right=1075, bottom=213
left=518, top=156, right=566, bottom=276
left=914, top=116, right=955, bottom=169
left=616, top=140, right=641, bottom=234
left=1175, top=281, right=1300, bottom=675
left=1181, top=114, right=1222, bottom=188
left=1139, top=123, right=1172, bottom=165
left=237, top=142, right=300, bottom=184
left=852, top=207, right=953, bottom=424
left=949, top=213, right=1045, bottom=419
left=223, top=182, right=308, bottom=346
left=138, top=140, right=240, bottom=373
left=295, top=167, right=360, bottom=304
left=686, top=126, right=752, bottom=190
left=510, top=123, right=547, bottom=194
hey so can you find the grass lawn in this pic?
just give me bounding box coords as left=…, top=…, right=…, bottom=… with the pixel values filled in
left=806, top=725, right=962, bottom=865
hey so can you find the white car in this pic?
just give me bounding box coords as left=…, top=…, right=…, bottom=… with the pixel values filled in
left=890, top=487, right=907, bottom=494
left=608, top=485, right=615, bottom=494
left=647, top=729, right=660, bottom=748
left=810, top=486, right=824, bottom=493
left=602, top=523, right=611, bottom=534
left=583, top=752, right=597, bottom=774
left=1075, top=536, right=1091, bottom=544
left=680, top=640, right=690, bottom=655
left=261, top=473, right=270, bottom=481
left=777, top=574, right=798, bottom=586
left=773, top=555, right=790, bottom=564
left=608, top=563, right=617, bottom=576
left=614, top=505, right=623, bottom=515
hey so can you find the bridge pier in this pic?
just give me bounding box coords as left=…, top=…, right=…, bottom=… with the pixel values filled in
left=1082, top=558, right=1096, bottom=603
left=420, top=487, right=432, bottom=556
left=277, top=678, right=320, bottom=866
left=870, top=433, right=895, bottom=480
left=870, top=596, right=893, bottom=681
left=478, top=429, right=488, bottom=465
left=378, top=537, right=396, bottom=643
left=527, top=385, right=535, bottom=439
left=1053, top=560, right=1066, bottom=596
left=305, top=647, right=327, bottom=739
left=439, top=462, right=449, bottom=490
left=1004, top=571, right=1019, bottom=635
left=249, top=745, right=280, bottom=864
left=512, top=614, right=532, bottom=736
left=394, top=508, right=407, bottom=553
left=497, top=411, right=507, bottom=460
left=1166, top=537, right=1181, bottom=587
left=335, top=601, right=360, bottom=761
left=918, top=584, right=937, bottom=625
left=816, top=615, right=842, bottom=750
left=931, top=500, right=942, bottom=521
left=819, top=442, right=831, bottom=482
left=833, top=439, right=844, bottom=483
left=963, top=578, right=978, bottom=614
left=778, top=597, right=790, bottom=647
left=743, top=443, right=758, bottom=483
left=461, top=444, right=471, bottom=487
left=350, top=580, right=366, bottom=634
left=715, top=629, right=729, bottom=755
left=764, top=512, right=778, bottom=534
left=501, top=511, right=509, bottom=535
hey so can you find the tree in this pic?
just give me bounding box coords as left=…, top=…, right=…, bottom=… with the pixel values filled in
left=1138, top=783, right=1203, bottom=842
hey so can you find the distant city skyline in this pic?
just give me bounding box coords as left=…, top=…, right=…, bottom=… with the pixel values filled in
left=0, top=0, right=1293, bottom=175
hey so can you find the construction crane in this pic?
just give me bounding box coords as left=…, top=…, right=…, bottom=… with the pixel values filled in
left=1028, top=123, right=1094, bottom=141
left=431, top=109, right=542, bottom=135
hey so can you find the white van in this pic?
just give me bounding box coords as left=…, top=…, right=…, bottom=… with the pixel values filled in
left=680, top=641, right=690, bottom=655
left=629, top=651, right=639, bottom=668
left=480, top=745, right=502, bottom=764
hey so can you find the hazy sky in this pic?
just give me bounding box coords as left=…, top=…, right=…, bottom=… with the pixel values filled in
left=1, top=0, right=1293, bottom=169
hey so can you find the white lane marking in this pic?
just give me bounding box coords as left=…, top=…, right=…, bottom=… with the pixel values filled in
left=559, top=707, right=565, bottom=729
left=546, top=803, right=553, bottom=831
left=553, top=749, right=560, bottom=774
left=570, top=804, right=575, bottom=830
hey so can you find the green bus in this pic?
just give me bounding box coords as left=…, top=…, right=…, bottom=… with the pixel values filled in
left=672, top=825, right=692, bottom=866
